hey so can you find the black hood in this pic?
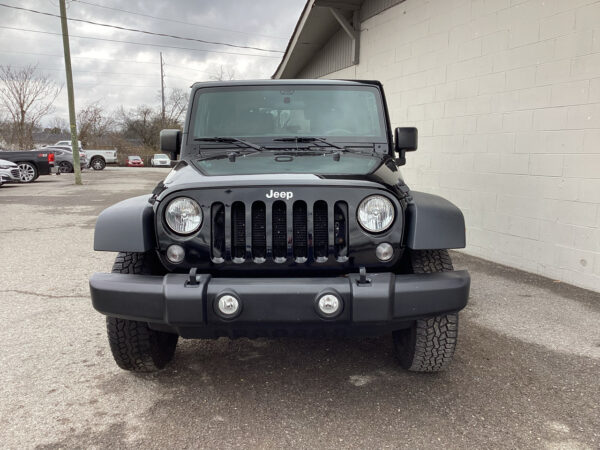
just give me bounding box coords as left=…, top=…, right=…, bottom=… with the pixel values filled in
left=155, top=155, right=406, bottom=202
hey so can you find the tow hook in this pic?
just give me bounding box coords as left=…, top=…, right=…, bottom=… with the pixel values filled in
left=186, top=267, right=200, bottom=287
left=357, top=266, right=371, bottom=286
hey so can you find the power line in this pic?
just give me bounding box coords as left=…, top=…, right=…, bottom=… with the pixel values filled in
left=73, top=82, right=157, bottom=88
left=0, top=50, right=210, bottom=78
left=5, top=63, right=158, bottom=77
left=0, top=49, right=159, bottom=65
left=164, top=63, right=212, bottom=75
left=71, top=0, right=289, bottom=41
left=0, top=26, right=281, bottom=59
left=0, top=3, right=284, bottom=53
left=0, top=50, right=216, bottom=75
left=5, top=63, right=197, bottom=83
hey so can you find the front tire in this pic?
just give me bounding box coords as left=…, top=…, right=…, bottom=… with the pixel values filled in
left=393, top=250, right=460, bottom=372
left=106, top=252, right=178, bottom=372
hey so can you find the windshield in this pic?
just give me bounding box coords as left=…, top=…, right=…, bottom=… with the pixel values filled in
left=155, top=154, right=169, bottom=159
left=189, top=85, right=386, bottom=142
left=194, top=153, right=381, bottom=176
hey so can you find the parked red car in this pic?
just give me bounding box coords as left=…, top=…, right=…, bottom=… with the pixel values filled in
left=126, top=155, right=144, bottom=167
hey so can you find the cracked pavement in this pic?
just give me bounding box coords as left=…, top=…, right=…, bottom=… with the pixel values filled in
left=0, top=168, right=599, bottom=449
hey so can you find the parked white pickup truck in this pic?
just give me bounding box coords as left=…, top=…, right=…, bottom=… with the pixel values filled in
left=54, top=141, right=117, bottom=170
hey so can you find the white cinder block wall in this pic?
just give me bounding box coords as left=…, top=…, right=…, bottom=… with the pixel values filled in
left=325, top=0, right=600, bottom=291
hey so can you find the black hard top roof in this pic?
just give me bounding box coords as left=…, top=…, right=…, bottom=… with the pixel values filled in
left=190, top=79, right=382, bottom=89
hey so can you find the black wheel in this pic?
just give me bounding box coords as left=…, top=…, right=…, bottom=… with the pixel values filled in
left=106, top=252, right=178, bottom=372
left=393, top=250, right=459, bottom=372
left=17, top=162, right=37, bottom=183
left=58, top=161, right=73, bottom=173
left=91, top=157, right=106, bottom=170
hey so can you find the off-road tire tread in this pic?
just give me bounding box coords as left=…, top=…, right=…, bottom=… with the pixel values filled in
left=106, top=252, right=177, bottom=372
left=394, top=249, right=459, bottom=372
left=411, top=249, right=454, bottom=273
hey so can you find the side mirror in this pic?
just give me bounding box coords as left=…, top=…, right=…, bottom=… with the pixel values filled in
left=394, top=127, right=418, bottom=166
left=160, top=129, right=181, bottom=161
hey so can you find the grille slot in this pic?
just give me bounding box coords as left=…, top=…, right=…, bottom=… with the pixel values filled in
left=293, top=201, right=308, bottom=259
left=313, top=201, right=328, bottom=260
left=272, top=201, right=287, bottom=260
left=334, top=201, right=348, bottom=260
left=211, top=202, right=225, bottom=262
left=251, top=201, right=266, bottom=259
left=231, top=202, right=246, bottom=260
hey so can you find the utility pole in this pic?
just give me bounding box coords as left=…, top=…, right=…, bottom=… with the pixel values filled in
left=160, top=52, right=165, bottom=127
left=59, top=0, right=81, bottom=185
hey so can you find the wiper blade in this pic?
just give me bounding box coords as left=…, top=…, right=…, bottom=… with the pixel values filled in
left=272, top=136, right=343, bottom=150
left=194, top=136, right=265, bottom=151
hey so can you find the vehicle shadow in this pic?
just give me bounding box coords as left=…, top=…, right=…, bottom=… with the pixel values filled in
left=89, top=320, right=600, bottom=448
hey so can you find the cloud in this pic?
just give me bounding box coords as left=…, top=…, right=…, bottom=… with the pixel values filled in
left=0, top=0, right=304, bottom=123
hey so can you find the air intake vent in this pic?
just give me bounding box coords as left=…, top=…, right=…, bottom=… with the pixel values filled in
left=251, top=201, right=266, bottom=260
left=293, top=201, right=308, bottom=260
left=231, top=202, right=246, bottom=260
left=313, top=200, right=328, bottom=260
left=272, top=201, right=287, bottom=260
left=211, top=202, right=225, bottom=262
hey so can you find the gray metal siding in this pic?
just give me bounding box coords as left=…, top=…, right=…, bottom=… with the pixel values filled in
left=360, top=0, right=405, bottom=22
left=296, top=28, right=354, bottom=78
left=294, top=0, right=406, bottom=79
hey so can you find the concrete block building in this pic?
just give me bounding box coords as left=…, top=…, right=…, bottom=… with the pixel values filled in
left=274, top=0, right=600, bottom=292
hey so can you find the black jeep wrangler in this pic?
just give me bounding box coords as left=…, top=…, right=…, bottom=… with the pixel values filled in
left=90, top=80, right=470, bottom=373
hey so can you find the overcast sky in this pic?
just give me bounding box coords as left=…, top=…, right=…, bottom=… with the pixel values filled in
left=0, top=0, right=304, bottom=125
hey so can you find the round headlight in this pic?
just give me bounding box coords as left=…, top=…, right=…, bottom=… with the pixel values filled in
left=165, top=197, right=202, bottom=234
left=357, top=195, right=394, bottom=233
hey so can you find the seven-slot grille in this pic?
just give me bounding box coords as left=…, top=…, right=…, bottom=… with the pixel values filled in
left=10, top=168, right=20, bottom=178
left=210, top=200, right=349, bottom=264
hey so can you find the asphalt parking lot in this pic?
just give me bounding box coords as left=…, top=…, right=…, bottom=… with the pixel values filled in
left=0, top=168, right=599, bottom=449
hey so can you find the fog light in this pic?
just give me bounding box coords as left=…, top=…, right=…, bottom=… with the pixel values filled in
left=316, top=293, right=342, bottom=318
left=166, top=244, right=185, bottom=263
left=375, top=243, right=394, bottom=261
left=216, top=294, right=240, bottom=318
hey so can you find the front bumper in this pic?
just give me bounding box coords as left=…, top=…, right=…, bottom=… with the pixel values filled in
left=0, top=172, right=20, bottom=183
left=90, top=270, right=470, bottom=337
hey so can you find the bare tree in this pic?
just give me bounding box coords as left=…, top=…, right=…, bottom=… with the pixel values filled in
left=47, top=116, right=69, bottom=134
left=119, top=105, right=160, bottom=148
left=0, top=65, right=62, bottom=149
left=210, top=65, right=236, bottom=81
left=77, top=101, right=115, bottom=147
left=164, top=88, right=189, bottom=127
left=118, top=89, right=188, bottom=149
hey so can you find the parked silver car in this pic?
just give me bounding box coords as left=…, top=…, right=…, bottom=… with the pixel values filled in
left=46, top=146, right=87, bottom=173
left=0, top=158, right=21, bottom=186
left=54, top=141, right=117, bottom=170
left=150, top=153, right=171, bottom=167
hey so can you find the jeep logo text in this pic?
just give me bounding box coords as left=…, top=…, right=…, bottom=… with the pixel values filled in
left=266, top=189, right=293, bottom=200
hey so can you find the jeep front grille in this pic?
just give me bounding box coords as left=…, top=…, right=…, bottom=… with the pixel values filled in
left=210, top=200, right=349, bottom=264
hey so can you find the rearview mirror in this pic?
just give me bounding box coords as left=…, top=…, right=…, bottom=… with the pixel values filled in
left=394, top=127, right=418, bottom=166
left=160, top=129, right=182, bottom=161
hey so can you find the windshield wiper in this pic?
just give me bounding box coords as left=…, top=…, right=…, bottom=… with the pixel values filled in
left=272, top=136, right=344, bottom=150
left=194, top=137, right=265, bottom=152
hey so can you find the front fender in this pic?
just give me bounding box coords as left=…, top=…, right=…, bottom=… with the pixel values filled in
left=405, top=191, right=466, bottom=250
left=94, top=195, right=155, bottom=252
